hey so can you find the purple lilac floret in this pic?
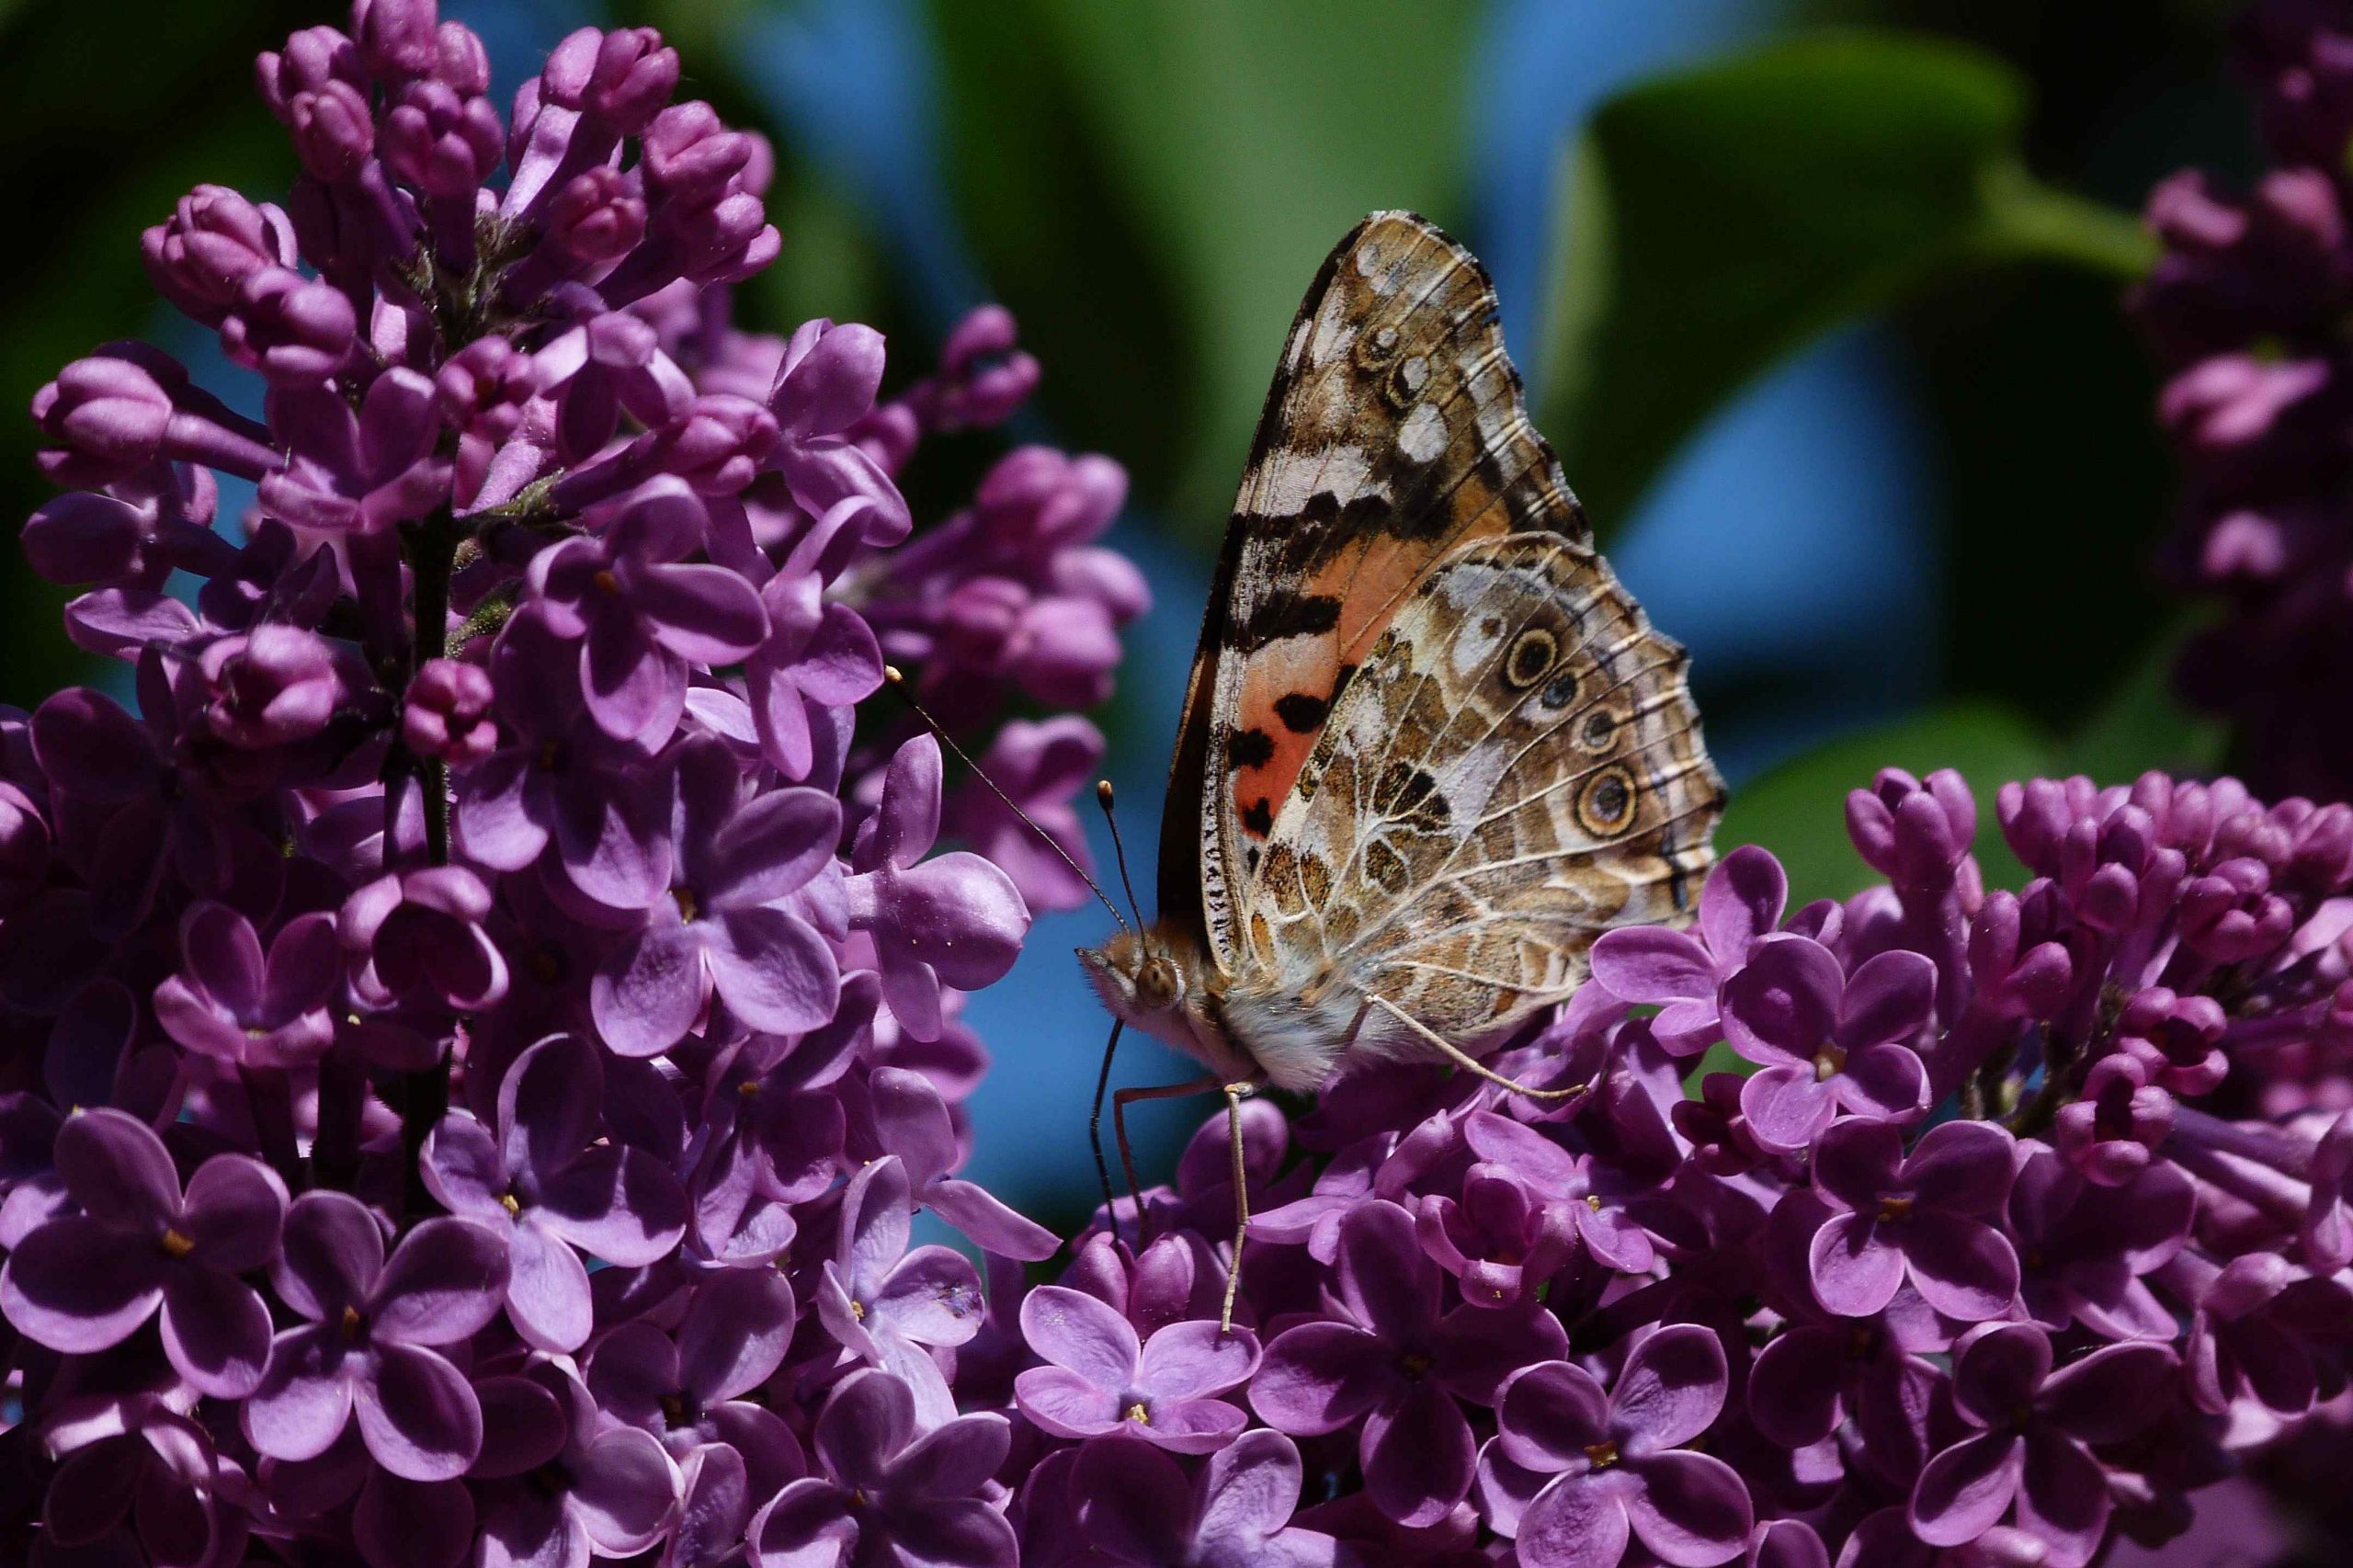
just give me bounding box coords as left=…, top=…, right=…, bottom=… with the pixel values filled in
left=2132, top=0, right=2353, bottom=801
left=8, top=5, right=2353, bottom=1566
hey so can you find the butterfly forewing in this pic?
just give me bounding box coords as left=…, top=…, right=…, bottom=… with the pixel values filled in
left=1158, top=212, right=1591, bottom=973
left=1241, top=531, right=1723, bottom=1056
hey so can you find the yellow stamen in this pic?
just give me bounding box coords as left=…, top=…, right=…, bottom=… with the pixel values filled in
left=159, top=1227, right=196, bottom=1260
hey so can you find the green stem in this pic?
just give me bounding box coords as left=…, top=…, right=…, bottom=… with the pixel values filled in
left=1976, top=164, right=2158, bottom=281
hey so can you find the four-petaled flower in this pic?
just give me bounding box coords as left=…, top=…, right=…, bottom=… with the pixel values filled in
left=1015, top=1285, right=1261, bottom=1453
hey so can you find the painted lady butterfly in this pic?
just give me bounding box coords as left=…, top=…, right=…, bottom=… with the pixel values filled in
left=1077, top=212, right=1723, bottom=1309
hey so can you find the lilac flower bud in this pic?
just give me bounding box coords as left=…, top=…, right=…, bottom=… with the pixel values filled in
left=141, top=185, right=298, bottom=327
left=429, top=17, right=489, bottom=95
left=2052, top=1053, right=2174, bottom=1186
left=341, top=863, right=508, bottom=1011
left=220, top=266, right=359, bottom=385
left=350, top=0, right=440, bottom=83
left=255, top=24, right=361, bottom=120
left=2178, top=856, right=2295, bottom=959
left=540, top=25, right=678, bottom=134
left=769, top=319, right=886, bottom=440
left=1846, top=767, right=1975, bottom=885
left=197, top=624, right=343, bottom=748
left=540, top=165, right=649, bottom=269
left=403, top=657, right=494, bottom=764
left=33, top=343, right=279, bottom=484
left=380, top=76, right=502, bottom=199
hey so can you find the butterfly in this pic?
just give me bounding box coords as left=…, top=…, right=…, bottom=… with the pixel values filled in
left=1074, top=212, right=1722, bottom=1310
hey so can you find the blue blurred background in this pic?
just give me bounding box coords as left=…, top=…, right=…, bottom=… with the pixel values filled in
left=0, top=0, right=2243, bottom=1229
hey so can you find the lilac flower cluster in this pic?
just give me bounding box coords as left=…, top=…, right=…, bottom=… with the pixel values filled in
left=8, top=6, right=2353, bottom=1568
left=1005, top=768, right=2353, bottom=1567
left=0, top=5, right=1143, bottom=1562
left=2132, top=0, right=2353, bottom=802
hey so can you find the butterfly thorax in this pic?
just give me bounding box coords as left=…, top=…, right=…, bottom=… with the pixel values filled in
left=1080, top=923, right=1367, bottom=1093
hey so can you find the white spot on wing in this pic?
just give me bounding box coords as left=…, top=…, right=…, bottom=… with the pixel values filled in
left=1398, top=403, right=1446, bottom=463
left=1253, top=446, right=1377, bottom=515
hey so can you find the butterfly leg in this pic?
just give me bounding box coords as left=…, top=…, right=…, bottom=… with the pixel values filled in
left=1366, top=994, right=1588, bottom=1101
left=1218, top=1076, right=1264, bottom=1334
left=1111, top=1076, right=1222, bottom=1244
left=1088, top=1018, right=1127, bottom=1248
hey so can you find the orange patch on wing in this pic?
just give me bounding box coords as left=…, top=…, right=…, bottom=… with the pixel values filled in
left=1227, top=529, right=1506, bottom=839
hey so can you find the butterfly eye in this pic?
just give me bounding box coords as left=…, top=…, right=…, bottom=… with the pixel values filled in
left=1502, top=629, right=1558, bottom=691
left=1576, top=767, right=1639, bottom=837
left=1136, top=958, right=1182, bottom=1011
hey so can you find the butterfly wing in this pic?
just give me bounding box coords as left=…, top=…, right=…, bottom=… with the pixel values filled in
left=1156, top=211, right=1588, bottom=975
left=1236, top=530, right=1723, bottom=1061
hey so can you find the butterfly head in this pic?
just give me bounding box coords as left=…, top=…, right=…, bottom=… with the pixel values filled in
left=1078, top=926, right=1189, bottom=1020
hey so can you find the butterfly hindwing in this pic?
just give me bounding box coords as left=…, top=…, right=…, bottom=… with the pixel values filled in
left=1238, top=532, right=1723, bottom=1054
left=1157, top=211, right=1590, bottom=972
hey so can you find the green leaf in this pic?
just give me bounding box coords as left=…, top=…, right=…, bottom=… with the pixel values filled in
left=1718, top=704, right=2052, bottom=909
left=2058, top=623, right=2227, bottom=785
left=1541, top=29, right=2147, bottom=528
left=926, top=0, right=1472, bottom=528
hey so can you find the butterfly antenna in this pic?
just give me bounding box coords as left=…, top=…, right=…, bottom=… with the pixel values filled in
left=1095, top=780, right=1148, bottom=932
left=881, top=666, right=1131, bottom=935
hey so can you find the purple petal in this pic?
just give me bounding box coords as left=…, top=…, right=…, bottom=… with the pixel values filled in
left=1612, top=1324, right=1729, bottom=1453
left=1836, top=1042, right=1929, bottom=1122
left=1910, top=1432, right=2023, bottom=1548
left=1810, top=1117, right=1904, bottom=1214
left=582, top=618, right=682, bottom=741
left=1720, top=936, right=1842, bottom=1067
left=1250, top=1321, right=1396, bottom=1436
left=835, top=1155, right=915, bottom=1293
left=679, top=1267, right=796, bottom=1406
left=707, top=787, right=841, bottom=909
left=869, top=1065, right=961, bottom=1189
left=370, top=1217, right=510, bottom=1346
left=872, top=1245, right=985, bottom=1346
left=2038, top=1340, right=2179, bottom=1443
left=1901, top=1214, right=2019, bottom=1324
left=159, top=1264, right=271, bottom=1397
left=1362, top=1376, right=1474, bottom=1528
left=1515, top=1472, right=1631, bottom=1568
left=813, top=1369, right=915, bottom=1491
left=1622, top=1451, right=1753, bottom=1566
left=180, top=1153, right=286, bottom=1271
left=1747, top=1328, right=1846, bottom=1449
left=499, top=1032, right=603, bottom=1185
left=470, top=1373, right=570, bottom=1479
left=638, top=561, right=768, bottom=665
left=1199, top=1428, right=1309, bottom=1543
left=356, top=1342, right=483, bottom=1482
left=1835, top=949, right=1936, bottom=1051
left=178, top=901, right=265, bottom=1015
left=890, top=1411, right=1011, bottom=1499
left=882, top=1497, right=1018, bottom=1568
left=55, top=1106, right=181, bottom=1227
left=504, top=1217, right=594, bottom=1352
left=533, top=1144, right=688, bottom=1267
left=874, top=734, right=944, bottom=868
left=418, top=1115, right=511, bottom=1223
left=244, top=1324, right=357, bottom=1460
left=1739, top=1065, right=1835, bottom=1154
left=1334, top=1199, right=1438, bottom=1343
left=2014, top=1427, right=2110, bottom=1566
left=1497, top=1359, right=1612, bottom=1472
left=0, top=1217, right=159, bottom=1351
left=592, top=923, right=708, bottom=1059
left=1904, top=1119, right=2017, bottom=1216
left=1136, top=1321, right=1260, bottom=1402
left=1808, top=1211, right=1904, bottom=1319
left=751, top=1477, right=857, bottom=1568
left=1015, top=1365, right=1123, bottom=1438
left=1138, top=1395, right=1249, bottom=1454
left=274, top=1192, right=386, bottom=1322
left=1588, top=926, right=1717, bottom=1004
left=707, top=906, right=839, bottom=1035
left=43, top=1434, right=138, bottom=1546
left=568, top=1424, right=681, bottom=1554
left=1072, top=1437, right=1191, bottom=1561
left=1698, top=846, right=1785, bottom=963
left=924, top=1178, right=1060, bottom=1262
